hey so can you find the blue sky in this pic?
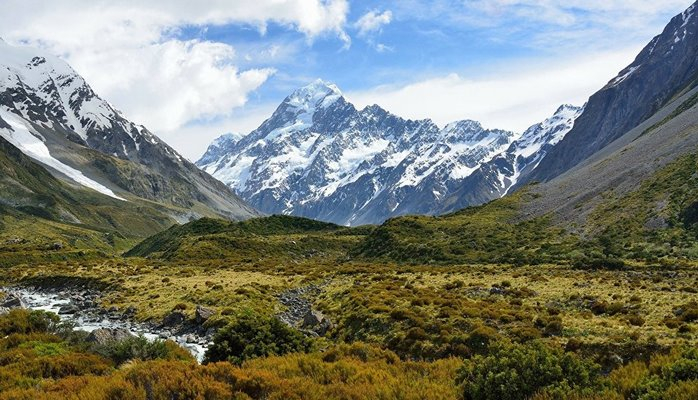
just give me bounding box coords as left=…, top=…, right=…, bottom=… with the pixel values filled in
left=0, top=0, right=694, bottom=159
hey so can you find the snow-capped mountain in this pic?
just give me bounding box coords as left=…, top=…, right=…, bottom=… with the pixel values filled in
left=198, top=80, right=581, bottom=225
left=435, top=104, right=583, bottom=214
left=0, top=39, right=257, bottom=222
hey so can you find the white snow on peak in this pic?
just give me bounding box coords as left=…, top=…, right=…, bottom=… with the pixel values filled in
left=0, top=40, right=114, bottom=140
left=516, top=104, right=582, bottom=155
left=211, top=133, right=239, bottom=148
left=501, top=104, right=583, bottom=195
left=200, top=76, right=582, bottom=224
left=0, top=107, right=125, bottom=200
left=682, top=3, right=696, bottom=27
left=285, top=79, right=342, bottom=111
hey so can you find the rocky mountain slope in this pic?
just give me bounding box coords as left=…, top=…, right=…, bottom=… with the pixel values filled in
left=524, top=1, right=698, bottom=184
left=198, top=81, right=578, bottom=225
left=0, top=39, right=258, bottom=226
left=436, top=104, right=583, bottom=214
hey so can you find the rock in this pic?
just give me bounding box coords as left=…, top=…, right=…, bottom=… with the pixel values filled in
left=1, top=293, right=24, bottom=309
left=58, top=303, right=80, bottom=315
left=162, top=310, right=186, bottom=327
left=123, top=306, right=137, bottom=317
left=50, top=242, right=64, bottom=250
left=195, top=305, right=214, bottom=324
left=300, top=310, right=333, bottom=336
left=185, top=335, right=196, bottom=343
left=86, top=328, right=134, bottom=346
left=489, top=287, right=507, bottom=295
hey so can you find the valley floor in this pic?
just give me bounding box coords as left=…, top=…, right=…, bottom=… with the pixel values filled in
left=1, top=257, right=697, bottom=399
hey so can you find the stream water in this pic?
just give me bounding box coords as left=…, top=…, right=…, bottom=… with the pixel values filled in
left=5, top=288, right=209, bottom=362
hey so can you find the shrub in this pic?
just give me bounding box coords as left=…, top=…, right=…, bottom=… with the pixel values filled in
left=628, top=315, right=645, bottom=327
left=0, top=309, right=60, bottom=335
left=204, top=313, right=312, bottom=365
left=456, top=342, right=600, bottom=400
left=95, top=336, right=193, bottom=365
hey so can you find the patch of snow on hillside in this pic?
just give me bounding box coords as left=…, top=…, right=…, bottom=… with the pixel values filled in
left=0, top=108, right=125, bottom=200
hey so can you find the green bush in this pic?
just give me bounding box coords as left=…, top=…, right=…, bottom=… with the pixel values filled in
left=622, top=348, right=698, bottom=399
left=0, top=309, right=60, bottom=335
left=456, top=342, right=600, bottom=400
left=94, top=336, right=193, bottom=365
left=204, top=313, right=312, bottom=365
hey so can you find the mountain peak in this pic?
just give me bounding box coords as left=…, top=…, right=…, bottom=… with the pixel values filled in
left=284, top=79, right=343, bottom=111
left=212, top=133, right=238, bottom=146
left=302, top=79, right=342, bottom=95
left=555, top=104, right=581, bottom=114
left=442, top=119, right=484, bottom=136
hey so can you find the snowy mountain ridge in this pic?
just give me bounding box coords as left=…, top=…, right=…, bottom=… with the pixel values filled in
left=198, top=80, right=582, bottom=225
left=0, top=40, right=257, bottom=221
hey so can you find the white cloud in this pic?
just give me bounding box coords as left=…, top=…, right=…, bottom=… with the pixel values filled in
left=0, top=0, right=350, bottom=134
left=167, top=103, right=279, bottom=161
left=395, top=0, right=693, bottom=51
left=346, top=46, right=642, bottom=133
left=354, top=10, right=393, bottom=37
left=85, top=40, right=275, bottom=132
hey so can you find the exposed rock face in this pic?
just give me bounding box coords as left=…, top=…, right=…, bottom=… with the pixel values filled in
left=162, top=311, right=187, bottom=328
left=195, top=305, right=214, bottom=325
left=524, top=2, right=698, bottom=184
left=86, top=328, right=134, bottom=346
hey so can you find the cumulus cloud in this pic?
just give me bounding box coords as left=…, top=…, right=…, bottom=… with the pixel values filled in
left=354, top=10, right=393, bottom=37
left=0, top=0, right=350, bottom=134
left=345, top=47, right=642, bottom=133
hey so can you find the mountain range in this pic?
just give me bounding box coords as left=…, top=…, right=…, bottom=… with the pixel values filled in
left=1, top=0, right=697, bottom=246
left=198, top=1, right=698, bottom=228
left=197, top=81, right=581, bottom=225
left=0, top=39, right=257, bottom=242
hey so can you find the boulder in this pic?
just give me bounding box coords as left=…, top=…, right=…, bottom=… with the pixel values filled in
left=58, top=303, right=80, bottom=315
left=162, top=310, right=186, bottom=327
left=300, top=310, right=333, bottom=336
left=195, top=305, right=215, bottom=324
left=86, top=328, right=134, bottom=346
left=1, top=293, right=24, bottom=309
left=301, top=310, right=324, bottom=327
left=123, top=306, right=137, bottom=317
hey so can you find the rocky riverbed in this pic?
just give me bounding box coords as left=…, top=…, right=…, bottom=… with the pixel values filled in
left=1, top=280, right=335, bottom=363
left=0, top=286, right=212, bottom=362
left=277, top=281, right=333, bottom=337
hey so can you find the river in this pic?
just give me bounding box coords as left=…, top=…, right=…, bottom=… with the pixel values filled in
left=5, top=287, right=209, bottom=363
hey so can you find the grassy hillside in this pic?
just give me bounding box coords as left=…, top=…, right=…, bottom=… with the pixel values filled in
left=125, top=215, right=373, bottom=263
left=0, top=136, right=183, bottom=262
left=351, top=190, right=580, bottom=265
left=586, top=152, right=698, bottom=260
